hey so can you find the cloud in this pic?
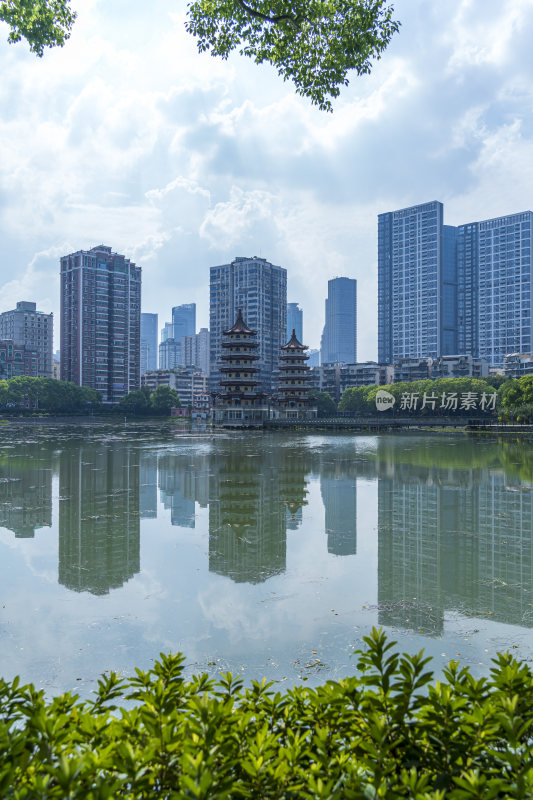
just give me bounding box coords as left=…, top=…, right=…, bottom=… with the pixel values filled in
left=1, top=0, right=533, bottom=355
left=200, top=187, right=279, bottom=250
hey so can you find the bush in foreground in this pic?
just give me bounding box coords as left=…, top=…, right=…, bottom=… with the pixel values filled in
left=1, top=629, right=533, bottom=798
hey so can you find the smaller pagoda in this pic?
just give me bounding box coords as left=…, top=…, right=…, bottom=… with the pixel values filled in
left=274, top=329, right=317, bottom=420
left=213, top=309, right=269, bottom=427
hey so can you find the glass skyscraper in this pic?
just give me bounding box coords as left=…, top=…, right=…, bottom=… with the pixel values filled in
left=378, top=203, right=533, bottom=367
left=172, top=303, right=196, bottom=341
left=320, top=277, right=357, bottom=365
left=209, top=256, right=287, bottom=392
left=286, top=302, right=303, bottom=343
left=140, top=312, right=158, bottom=374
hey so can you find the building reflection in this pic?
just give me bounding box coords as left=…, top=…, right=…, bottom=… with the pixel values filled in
left=279, top=445, right=309, bottom=531
left=58, top=441, right=140, bottom=595
left=208, top=448, right=286, bottom=584
left=208, top=442, right=313, bottom=583
left=0, top=431, right=531, bottom=626
left=140, top=450, right=158, bottom=519
left=320, top=467, right=357, bottom=556
left=0, top=446, right=53, bottom=538
left=376, top=439, right=533, bottom=633
left=157, top=451, right=209, bottom=528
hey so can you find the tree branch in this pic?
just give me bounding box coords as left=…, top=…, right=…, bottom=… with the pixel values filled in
left=235, top=0, right=301, bottom=27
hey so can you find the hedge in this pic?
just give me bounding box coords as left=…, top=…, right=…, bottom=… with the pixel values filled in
left=1, top=628, right=532, bottom=798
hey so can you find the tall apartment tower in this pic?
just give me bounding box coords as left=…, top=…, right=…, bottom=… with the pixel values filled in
left=378, top=202, right=533, bottom=368
left=320, top=278, right=357, bottom=365
left=209, top=256, right=287, bottom=392
left=287, top=302, right=303, bottom=343
left=140, top=313, right=158, bottom=374
left=458, top=211, right=533, bottom=367
left=60, top=245, right=141, bottom=402
left=0, top=301, right=53, bottom=377
left=378, top=201, right=457, bottom=363
left=172, top=304, right=196, bottom=341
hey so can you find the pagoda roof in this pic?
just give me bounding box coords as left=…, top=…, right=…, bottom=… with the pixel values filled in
left=281, top=329, right=308, bottom=351
left=223, top=308, right=257, bottom=336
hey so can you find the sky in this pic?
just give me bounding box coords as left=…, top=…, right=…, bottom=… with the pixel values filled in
left=1, top=0, right=533, bottom=357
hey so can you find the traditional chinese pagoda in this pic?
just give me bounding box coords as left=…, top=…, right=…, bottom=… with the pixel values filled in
left=274, top=329, right=317, bottom=420
left=213, top=309, right=269, bottom=427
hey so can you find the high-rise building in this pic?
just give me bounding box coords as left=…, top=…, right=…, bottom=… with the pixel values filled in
left=378, top=201, right=457, bottom=363
left=161, top=322, right=174, bottom=342
left=159, top=338, right=182, bottom=370
left=140, top=312, right=158, bottom=374
left=209, top=256, right=287, bottom=392
left=183, top=327, right=210, bottom=374
left=378, top=203, right=533, bottom=368
left=172, top=303, right=196, bottom=341
left=0, top=301, right=53, bottom=377
left=60, top=245, right=141, bottom=403
left=286, top=302, right=303, bottom=342
left=320, top=278, right=357, bottom=365
left=467, top=211, right=533, bottom=367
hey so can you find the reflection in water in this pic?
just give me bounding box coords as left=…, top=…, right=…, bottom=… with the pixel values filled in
left=0, top=446, right=52, bottom=538
left=376, top=439, right=533, bottom=633
left=158, top=454, right=196, bottom=528
left=279, top=447, right=308, bottom=531
left=58, top=443, right=140, bottom=595
left=320, top=469, right=357, bottom=556
left=140, top=452, right=157, bottom=519
left=0, top=430, right=532, bottom=635
left=157, top=453, right=209, bottom=528
left=208, top=444, right=289, bottom=583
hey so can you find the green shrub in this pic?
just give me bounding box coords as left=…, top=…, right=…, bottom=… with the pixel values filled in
left=2, top=628, right=533, bottom=798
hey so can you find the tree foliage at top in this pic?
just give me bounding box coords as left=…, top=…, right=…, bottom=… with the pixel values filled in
left=1, top=0, right=400, bottom=112
left=0, top=0, right=76, bottom=55
left=186, top=0, right=400, bottom=110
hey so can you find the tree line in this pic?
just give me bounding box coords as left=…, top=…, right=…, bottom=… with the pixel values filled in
left=0, top=377, right=181, bottom=416
left=2, top=374, right=533, bottom=420
left=314, top=375, right=533, bottom=421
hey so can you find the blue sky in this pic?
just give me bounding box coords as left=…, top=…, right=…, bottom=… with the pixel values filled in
left=0, top=0, right=532, bottom=356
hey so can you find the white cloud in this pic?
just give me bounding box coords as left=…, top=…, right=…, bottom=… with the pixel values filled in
left=0, top=0, right=533, bottom=351
left=200, top=187, right=279, bottom=249
left=445, top=0, right=532, bottom=72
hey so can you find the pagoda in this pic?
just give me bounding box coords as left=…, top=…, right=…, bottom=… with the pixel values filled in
left=275, top=329, right=317, bottom=420
left=213, top=309, right=269, bottom=427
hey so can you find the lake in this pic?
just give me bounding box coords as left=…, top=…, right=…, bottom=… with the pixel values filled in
left=1, top=422, right=532, bottom=696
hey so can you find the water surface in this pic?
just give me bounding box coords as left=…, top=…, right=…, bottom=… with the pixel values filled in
left=1, top=423, right=532, bottom=696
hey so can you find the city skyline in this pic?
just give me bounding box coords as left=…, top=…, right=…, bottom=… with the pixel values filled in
left=1, top=2, right=532, bottom=358
left=4, top=210, right=533, bottom=388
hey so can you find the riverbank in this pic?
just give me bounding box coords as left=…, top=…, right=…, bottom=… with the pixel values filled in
left=3, top=413, right=533, bottom=437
